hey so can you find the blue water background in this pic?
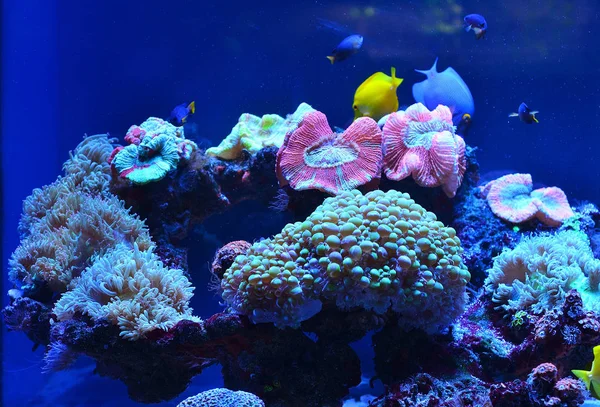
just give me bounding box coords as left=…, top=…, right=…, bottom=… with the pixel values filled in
left=2, top=0, right=599, bottom=405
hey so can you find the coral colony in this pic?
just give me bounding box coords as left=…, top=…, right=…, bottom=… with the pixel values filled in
left=3, top=102, right=600, bottom=406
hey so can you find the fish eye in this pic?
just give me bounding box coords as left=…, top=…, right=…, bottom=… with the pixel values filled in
left=353, top=105, right=358, bottom=110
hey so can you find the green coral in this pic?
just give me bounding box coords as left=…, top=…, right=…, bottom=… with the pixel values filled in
left=221, top=189, right=470, bottom=332
left=485, top=230, right=600, bottom=315
left=206, top=103, right=314, bottom=160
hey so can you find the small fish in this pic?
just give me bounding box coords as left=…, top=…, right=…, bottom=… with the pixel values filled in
left=327, top=35, right=364, bottom=64
left=573, top=345, right=600, bottom=398
left=508, top=103, right=539, bottom=124
left=412, top=58, right=474, bottom=125
left=456, top=113, right=472, bottom=137
left=353, top=67, right=403, bottom=121
left=464, top=14, right=487, bottom=40
left=168, top=101, right=195, bottom=126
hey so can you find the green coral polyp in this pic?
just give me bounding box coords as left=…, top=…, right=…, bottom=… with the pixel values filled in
left=220, top=189, right=470, bottom=332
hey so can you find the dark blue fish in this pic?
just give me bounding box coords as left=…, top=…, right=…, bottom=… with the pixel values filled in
left=456, top=113, right=472, bottom=137
left=168, top=101, right=195, bottom=126
left=327, top=34, right=363, bottom=64
left=464, top=14, right=487, bottom=40
left=509, top=103, right=539, bottom=124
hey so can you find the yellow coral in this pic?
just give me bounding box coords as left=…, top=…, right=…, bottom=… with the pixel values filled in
left=54, top=244, right=200, bottom=340
left=206, top=103, right=314, bottom=160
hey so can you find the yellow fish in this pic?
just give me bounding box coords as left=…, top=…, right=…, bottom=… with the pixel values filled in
left=352, top=67, right=403, bottom=121
left=572, top=344, right=600, bottom=398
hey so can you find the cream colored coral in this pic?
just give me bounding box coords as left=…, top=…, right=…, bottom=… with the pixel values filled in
left=19, top=134, right=116, bottom=236
left=485, top=230, right=600, bottom=314
left=54, top=244, right=200, bottom=340
left=10, top=193, right=152, bottom=292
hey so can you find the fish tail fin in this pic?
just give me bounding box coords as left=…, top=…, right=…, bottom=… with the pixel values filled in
left=508, top=113, right=519, bottom=118
left=415, top=58, right=438, bottom=76
left=188, top=101, right=196, bottom=114
left=326, top=56, right=335, bottom=64
left=532, top=115, right=539, bottom=123
left=572, top=370, right=591, bottom=389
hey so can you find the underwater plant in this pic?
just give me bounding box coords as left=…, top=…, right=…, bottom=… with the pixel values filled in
left=220, top=189, right=470, bottom=331
left=205, top=103, right=315, bottom=160
left=382, top=103, right=466, bottom=198
left=276, top=110, right=383, bottom=195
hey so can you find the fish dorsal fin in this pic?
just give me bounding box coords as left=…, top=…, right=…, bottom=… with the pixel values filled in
left=188, top=101, right=196, bottom=114
left=390, top=66, right=403, bottom=89
left=415, top=57, right=439, bottom=78
left=572, top=369, right=591, bottom=389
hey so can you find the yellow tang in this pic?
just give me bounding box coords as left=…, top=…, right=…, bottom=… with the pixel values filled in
left=352, top=67, right=403, bottom=121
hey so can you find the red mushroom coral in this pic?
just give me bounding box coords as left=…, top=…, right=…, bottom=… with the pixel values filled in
left=382, top=103, right=466, bottom=198
left=482, top=173, right=574, bottom=226
left=276, top=110, right=383, bottom=195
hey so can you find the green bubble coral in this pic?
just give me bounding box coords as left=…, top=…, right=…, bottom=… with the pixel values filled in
left=205, top=103, right=315, bottom=160
left=54, top=243, right=200, bottom=340
left=220, top=189, right=469, bottom=332
left=485, top=230, right=600, bottom=315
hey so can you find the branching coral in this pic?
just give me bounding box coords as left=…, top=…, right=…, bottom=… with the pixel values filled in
left=485, top=230, right=600, bottom=315
left=221, top=189, right=469, bottom=331
left=54, top=243, right=199, bottom=340
left=10, top=193, right=152, bottom=292
left=276, top=110, right=383, bottom=195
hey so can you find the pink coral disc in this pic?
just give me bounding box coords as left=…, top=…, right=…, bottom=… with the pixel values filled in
left=276, top=111, right=383, bottom=195
left=382, top=103, right=464, bottom=197
left=531, top=187, right=574, bottom=226
left=486, top=173, right=538, bottom=223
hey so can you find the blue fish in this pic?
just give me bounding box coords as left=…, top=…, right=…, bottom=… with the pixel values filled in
left=412, top=58, right=475, bottom=125
left=464, top=14, right=487, bottom=39
left=509, top=102, right=539, bottom=124
left=168, top=101, right=195, bottom=126
left=327, top=35, right=363, bottom=64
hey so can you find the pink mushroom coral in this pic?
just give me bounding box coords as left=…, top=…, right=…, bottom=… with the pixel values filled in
left=481, top=173, right=574, bottom=226
left=276, top=110, right=383, bottom=195
left=382, top=103, right=466, bottom=198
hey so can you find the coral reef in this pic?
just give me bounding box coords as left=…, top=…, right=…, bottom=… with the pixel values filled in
left=489, top=363, right=586, bottom=407
left=9, top=192, right=152, bottom=293
left=220, top=189, right=470, bottom=331
left=212, top=240, right=252, bottom=280
left=176, top=388, right=265, bottom=407
left=382, top=103, right=466, bottom=198
left=485, top=230, right=600, bottom=315
left=481, top=173, right=574, bottom=226
left=206, top=103, right=315, bottom=160
left=19, top=134, right=115, bottom=236
left=111, top=117, right=198, bottom=184
left=276, top=110, right=383, bottom=195
left=54, top=243, right=200, bottom=340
